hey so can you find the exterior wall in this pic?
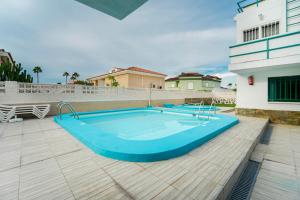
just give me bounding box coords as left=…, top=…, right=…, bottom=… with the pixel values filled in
left=236, top=108, right=300, bottom=125
left=165, top=79, right=221, bottom=91
left=104, top=74, right=129, bottom=87
left=91, top=79, right=105, bottom=86
left=178, top=79, right=202, bottom=90
left=236, top=66, right=300, bottom=111
left=202, top=80, right=221, bottom=91
left=235, top=0, right=286, bottom=43
left=127, top=74, right=165, bottom=89
left=165, top=81, right=178, bottom=89
left=89, top=73, right=165, bottom=89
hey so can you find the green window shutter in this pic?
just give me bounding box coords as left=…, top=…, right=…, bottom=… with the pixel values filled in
left=268, top=75, right=300, bottom=102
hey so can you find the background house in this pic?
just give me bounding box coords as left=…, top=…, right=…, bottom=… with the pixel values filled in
left=87, top=67, right=166, bottom=89
left=0, top=49, right=14, bottom=65
left=165, top=72, right=221, bottom=91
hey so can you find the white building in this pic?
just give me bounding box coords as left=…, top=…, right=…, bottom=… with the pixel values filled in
left=229, top=0, right=300, bottom=125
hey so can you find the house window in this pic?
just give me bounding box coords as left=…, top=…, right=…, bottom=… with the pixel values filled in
left=243, top=27, right=259, bottom=42
left=268, top=76, right=300, bottom=102
left=187, top=82, right=194, bottom=90
left=262, top=21, right=279, bottom=38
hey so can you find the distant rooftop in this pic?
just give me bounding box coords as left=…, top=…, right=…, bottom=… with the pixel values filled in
left=74, top=0, right=148, bottom=20
left=126, top=67, right=166, bottom=76
left=87, top=66, right=166, bottom=80
left=166, top=72, right=221, bottom=82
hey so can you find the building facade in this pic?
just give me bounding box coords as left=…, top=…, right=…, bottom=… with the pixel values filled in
left=0, top=49, right=14, bottom=65
left=229, top=0, right=300, bottom=125
left=87, top=67, right=166, bottom=89
left=165, top=73, right=221, bottom=91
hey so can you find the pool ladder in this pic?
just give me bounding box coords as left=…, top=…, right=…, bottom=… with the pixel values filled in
left=196, top=101, right=216, bottom=120
left=206, top=101, right=217, bottom=120
left=196, top=101, right=204, bottom=119
left=57, top=101, right=79, bottom=120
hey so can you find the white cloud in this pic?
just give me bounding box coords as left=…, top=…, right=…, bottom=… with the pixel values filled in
left=0, top=0, right=236, bottom=83
left=213, top=72, right=237, bottom=78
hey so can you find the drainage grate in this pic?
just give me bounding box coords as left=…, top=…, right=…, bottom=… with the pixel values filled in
left=228, top=161, right=260, bottom=200
left=260, top=125, right=273, bottom=144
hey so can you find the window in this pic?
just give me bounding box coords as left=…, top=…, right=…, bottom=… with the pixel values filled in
left=262, top=21, right=279, bottom=38
left=187, top=82, right=194, bottom=90
left=243, top=27, right=259, bottom=42
left=268, top=76, right=300, bottom=102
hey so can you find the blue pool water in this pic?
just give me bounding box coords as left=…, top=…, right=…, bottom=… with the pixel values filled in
left=164, top=104, right=219, bottom=111
left=55, top=107, right=238, bottom=162
left=80, top=110, right=210, bottom=140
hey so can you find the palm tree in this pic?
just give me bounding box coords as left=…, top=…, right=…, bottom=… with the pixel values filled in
left=107, top=75, right=119, bottom=87
left=0, top=60, right=32, bottom=82
left=63, top=72, right=69, bottom=85
left=70, top=72, right=80, bottom=82
left=33, top=66, right=42, bottom=83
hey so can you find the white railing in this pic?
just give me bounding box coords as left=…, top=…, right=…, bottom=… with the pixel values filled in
left=212, top=92, right=236, bottom=104
left=230, top=30, right=300, bottom=65
left=18, top=83, right=75, bottom=94
left=0, top=81, right=236, bottom=105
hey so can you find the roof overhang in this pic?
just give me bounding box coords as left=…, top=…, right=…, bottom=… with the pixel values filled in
left=74, top=0, right=148, bottom=20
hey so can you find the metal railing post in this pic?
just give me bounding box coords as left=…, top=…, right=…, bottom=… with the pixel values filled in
left=267, top=39, right=270, bottom=59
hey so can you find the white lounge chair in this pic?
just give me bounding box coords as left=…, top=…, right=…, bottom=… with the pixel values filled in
left=0, top=104, right=50, bottom=123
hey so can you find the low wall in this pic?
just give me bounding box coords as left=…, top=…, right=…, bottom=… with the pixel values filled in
left=0, top=81, right=236, bottom=118
left=39, top=99, right=185, bottom=116
left=185, top=98, right=213, bottom=105
left=236, top=108, right=300, bottom=125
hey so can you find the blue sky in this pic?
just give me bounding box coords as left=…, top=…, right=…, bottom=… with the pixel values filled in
left=0, top=0, right=237, bottom=85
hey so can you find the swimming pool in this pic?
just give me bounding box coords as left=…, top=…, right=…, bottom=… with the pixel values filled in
left=54, top=107, right=238, bottom=162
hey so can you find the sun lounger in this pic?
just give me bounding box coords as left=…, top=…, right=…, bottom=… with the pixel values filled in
left=0, top=104, right=50, bottom=122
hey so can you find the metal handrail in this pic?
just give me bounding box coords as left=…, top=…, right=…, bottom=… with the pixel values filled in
left=207, top=101, right=217, bottom=120
left=57, top=101, right=79, bottom=120
left=197, top=101, right=204, bottom=119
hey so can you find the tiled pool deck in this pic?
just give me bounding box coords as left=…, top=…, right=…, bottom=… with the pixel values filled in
left=0, top=115, right=268, bottom=200
left=251, top=124, right=300, bottom=200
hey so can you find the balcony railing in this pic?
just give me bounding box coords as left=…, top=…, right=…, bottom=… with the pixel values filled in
left=229, top=30, right=300, bottom=64
left=237, top=0, right=262, bottom=13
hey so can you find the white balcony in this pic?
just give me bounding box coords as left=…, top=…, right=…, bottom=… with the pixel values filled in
left=229, top=31, right=300, bottom=72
